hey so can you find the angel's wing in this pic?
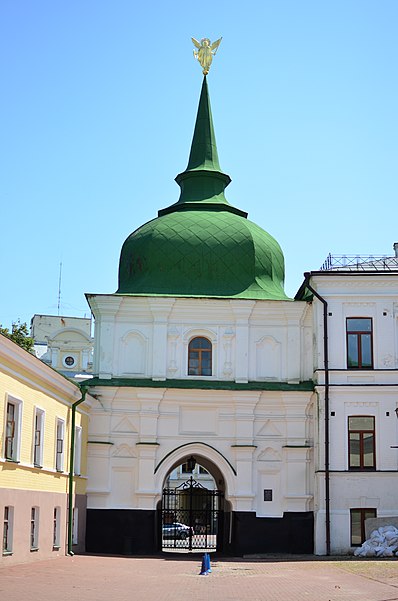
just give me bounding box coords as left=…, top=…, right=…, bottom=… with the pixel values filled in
left=191, top=37, right=201, bottom=49
left=210, top=37, right=222, bottom=51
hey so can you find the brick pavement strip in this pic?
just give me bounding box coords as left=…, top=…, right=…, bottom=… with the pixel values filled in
left=1, top=555, right=398, bottom=601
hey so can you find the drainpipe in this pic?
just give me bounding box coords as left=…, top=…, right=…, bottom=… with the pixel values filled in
left=67, top=386, right=87, bottom=556
left=302, top=274, right=330, bottom=556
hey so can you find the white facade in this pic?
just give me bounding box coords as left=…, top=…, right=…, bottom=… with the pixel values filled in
left=307, top=271, right=398, bottom=554
left=85, top=295, right=315, bottom=553
left=87, top=296, right=313, bottom=384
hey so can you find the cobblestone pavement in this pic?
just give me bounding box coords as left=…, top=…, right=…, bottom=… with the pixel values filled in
left=1, top=554, right=398, bottom=601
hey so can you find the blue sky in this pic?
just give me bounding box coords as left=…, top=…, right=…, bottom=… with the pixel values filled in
left=1, top=1, right=397, bottom=328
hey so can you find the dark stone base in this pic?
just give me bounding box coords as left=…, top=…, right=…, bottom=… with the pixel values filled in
left=86, top=509, right=158, bottom=555
left=86, top=509, right=314, bottom=556
left=230, top=511, right=314, bottom=555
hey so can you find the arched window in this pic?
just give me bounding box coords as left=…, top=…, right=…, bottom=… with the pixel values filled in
left=188, top=337, right=212, bottom=376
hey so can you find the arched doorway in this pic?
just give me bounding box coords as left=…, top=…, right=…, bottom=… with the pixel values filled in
left=159, top=455, right=225, bottom=553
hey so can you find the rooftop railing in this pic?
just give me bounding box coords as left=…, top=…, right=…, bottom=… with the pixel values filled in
left=320, top=254, right=398, bottom=271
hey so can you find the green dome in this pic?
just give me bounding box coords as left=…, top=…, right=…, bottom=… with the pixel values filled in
left=117, top=77, right=288, bottom=301
left=118, top=209, right=287, bottom=299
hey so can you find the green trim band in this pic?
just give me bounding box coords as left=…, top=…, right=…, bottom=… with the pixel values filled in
left=136, top=442, right=160, bottom=446
left=81, top=377, right=314, bottom=392
left=283, top=445, right=312, bottom=448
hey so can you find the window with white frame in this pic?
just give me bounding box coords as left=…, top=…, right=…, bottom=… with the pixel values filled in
left=33, top=408, right=45, bottom=467
left=3, top=506, right=13, bottom=554
left=53, top=507, right=61, bottom=549
left=74, top=426, right=82, bottom=476
left=4, top=397, right=22, bottom=462
left=30, top=507, right=39, bottom=550
left=55, top=418, right=65, bottom=472
left=72, top=508, right=78, bottom=545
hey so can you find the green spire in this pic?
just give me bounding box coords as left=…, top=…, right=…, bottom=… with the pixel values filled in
left=186, top=75, right=221, bottom=172
left=159, top=76, right=247, bottom=218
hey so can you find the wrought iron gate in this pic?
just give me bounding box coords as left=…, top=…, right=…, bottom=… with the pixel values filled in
left=161, top=477, right=223, bottom=551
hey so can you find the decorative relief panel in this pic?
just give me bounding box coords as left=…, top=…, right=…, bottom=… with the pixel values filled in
left=112, top=444, right=136, bottom=458
left=179, top=407, right=218, bottom=435
left=120, top=331, right=147, bottom=375
left=382, top=354, right=394, bottom=368
left=112, top=416, right=138, bottom=434
left=257, top=419, right=283, bottom=437
left=258, top=447, right=282, bottom=462
left=256, top=336, right=281, bottom=380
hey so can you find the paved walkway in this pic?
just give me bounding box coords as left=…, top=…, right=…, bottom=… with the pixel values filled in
left=1, top=554, right=398, bottom=601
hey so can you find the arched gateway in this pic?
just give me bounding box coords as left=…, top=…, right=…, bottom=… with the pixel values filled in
left=160, top=478, right=223, bottom=552
left=155, top=446, right=234, bottom=553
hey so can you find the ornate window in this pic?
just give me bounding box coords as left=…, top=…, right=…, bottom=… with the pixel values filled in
left=350, top=508, right=376, bottom=546
left=346, top=318, right=373, bottom=369
left=188, top=337, right=212, bottom=376
left=348, top=416, right=375, bottom=470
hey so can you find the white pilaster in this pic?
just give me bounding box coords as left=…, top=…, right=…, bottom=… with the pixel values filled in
left=148, top=299, right=175, bottom=380
left=135, top=442, right=160, bottom=508
left=230, top=300, right=255, bottom=383
left=137, top=391, right=164, bottom=442
left=230, top=445, right=257, bottom=511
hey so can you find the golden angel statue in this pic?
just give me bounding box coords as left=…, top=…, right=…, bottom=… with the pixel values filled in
left=192, top=37, right=222, bottom=75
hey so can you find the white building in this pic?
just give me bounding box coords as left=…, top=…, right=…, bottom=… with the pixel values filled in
left=296, top=250, right=398, bottom=554
left=31, top=314, right=93, bottom=380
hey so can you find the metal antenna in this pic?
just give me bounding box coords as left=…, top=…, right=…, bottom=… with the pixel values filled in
left=57, top=261, right=62, bottom=315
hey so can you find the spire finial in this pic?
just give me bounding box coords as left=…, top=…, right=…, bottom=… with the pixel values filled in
left=192, top=37, right=222, bottom=75
left=185, top=76, right=220, bottom=172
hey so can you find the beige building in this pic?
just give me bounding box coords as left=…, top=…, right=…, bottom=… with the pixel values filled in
left=0, top=333, right=93, bottom=565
